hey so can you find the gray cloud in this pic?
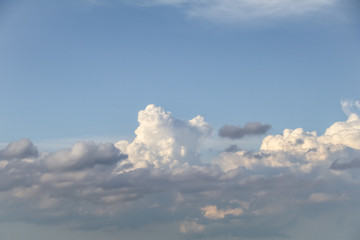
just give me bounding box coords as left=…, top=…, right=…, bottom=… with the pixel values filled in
left=219, top=122, right=271, bottom=139
left=330, top=157, right=360, bottom=171
left=0, top=139, right=38, bottom=160
left=224, top=144, right=240, bottom=152
left=0, top=137, right=356, bottom=239
left=44, top=142, right=127, bottom=171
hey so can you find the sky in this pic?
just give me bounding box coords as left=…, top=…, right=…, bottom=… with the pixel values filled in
left=0, top=0, right=360, bottom=239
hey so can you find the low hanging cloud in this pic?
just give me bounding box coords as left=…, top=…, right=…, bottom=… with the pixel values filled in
left=44, top=141, right=126, bottom=171
left=1, top=103, right=360, bottom=239
left=129, top=0, right=339, bottom=22
left=0, top=139, right=38, bottom=160
left=219, top=122, right=271, bottom=139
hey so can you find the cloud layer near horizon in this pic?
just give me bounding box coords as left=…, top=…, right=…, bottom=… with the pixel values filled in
left=1, top=104, right=360, bottom=239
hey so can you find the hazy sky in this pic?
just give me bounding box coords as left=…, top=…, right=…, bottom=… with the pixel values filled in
left=1, top=0, right=360, bottom=239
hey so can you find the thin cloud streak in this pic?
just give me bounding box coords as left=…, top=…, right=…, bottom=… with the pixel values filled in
left=129, top=0, right=339, bottom=22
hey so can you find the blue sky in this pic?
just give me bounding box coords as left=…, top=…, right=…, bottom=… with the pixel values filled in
left=1, top=0, right=359, bottom=144
left=1, top=0, right=360, bottom=239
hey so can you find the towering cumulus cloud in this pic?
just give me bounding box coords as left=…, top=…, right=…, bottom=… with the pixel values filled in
left=115, top=104, right=212, bottom=170
left=1, top=103, right=360, bottom=239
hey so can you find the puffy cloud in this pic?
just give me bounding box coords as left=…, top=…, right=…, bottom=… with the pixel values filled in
left=262, top=113, right=360, bottom=160
left=44, top=141, right=126, bottom=171
left=115, top=104, right=212, bottom=170
left=219, top=122, right=271, bottom=139
left=216, top=113, right=360, bottom=173
left=1, top=104, right=360, bottom=239
left=130, top=0, right=338, bottom=22
left=0, top=139, right=38, bottom=160
left=321, top=113, right=360, bottom=150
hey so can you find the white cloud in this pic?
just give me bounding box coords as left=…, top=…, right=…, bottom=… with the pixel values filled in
left=131, top=0, right=338, bottom=22
left=261, top=112, right=360, bottom=153
left=215, top=112, right=360, bottom=173
left=115, top=104, right=212, bottom=171
left=341, top=99, right=360, bottom=117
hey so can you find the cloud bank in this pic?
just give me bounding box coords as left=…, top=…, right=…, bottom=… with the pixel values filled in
left=1, top=103, right=360, bottom=239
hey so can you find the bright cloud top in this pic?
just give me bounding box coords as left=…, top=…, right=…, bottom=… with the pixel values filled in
left=132, top=0, right=338, bottom=22
left=216, top=111, right=360, bottom=172
left=1, top=103, right=360, bottom=239
left=115, top=104, right=212, bottom=170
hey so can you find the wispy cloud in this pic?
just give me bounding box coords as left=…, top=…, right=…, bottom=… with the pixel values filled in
left=341, top=99, right=360, bottom=116
left=130, top=0, right=339, bottom=22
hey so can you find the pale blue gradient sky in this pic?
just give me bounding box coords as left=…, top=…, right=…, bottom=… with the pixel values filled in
left=1, top=0, right=359, bottom=144
left=1, top=1, right=360, bottom=239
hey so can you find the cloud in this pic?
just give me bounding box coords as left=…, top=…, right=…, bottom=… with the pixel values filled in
left=0, top=104, right=360, bottom=239
left=44, top=141, right=126, bottom=171
left=330, top=157, right=360, bottom=171
left=0, top=139, right=38, bottom=160
left=215, top=112, right=360, bottom=172
left=130, top=0, right=339, bottom=22
left=115, top=104, right=212, bottom=171
left=179, top=220, right=205, bottom=234
left=219, top=122, right=271, bottom=139
left=201, top=205, right=243, bottom=219
left=224, top=144, right=240, bottom=152
left=341, top=99, right=360, bottom=116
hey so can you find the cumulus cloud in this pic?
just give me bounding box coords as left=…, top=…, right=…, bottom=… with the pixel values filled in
left=1, top=104, right=360, bottom=239
left=219, top=122, right=271, bottom=139
left=0, top=139, right=38, bottom=160
left=215, top=111, right=360, bottom=173
left=129, top=0, right=338, bottom=22
left=115, top=104, right=212, bottom=170
left=44, top=141, right=126, bottom=171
